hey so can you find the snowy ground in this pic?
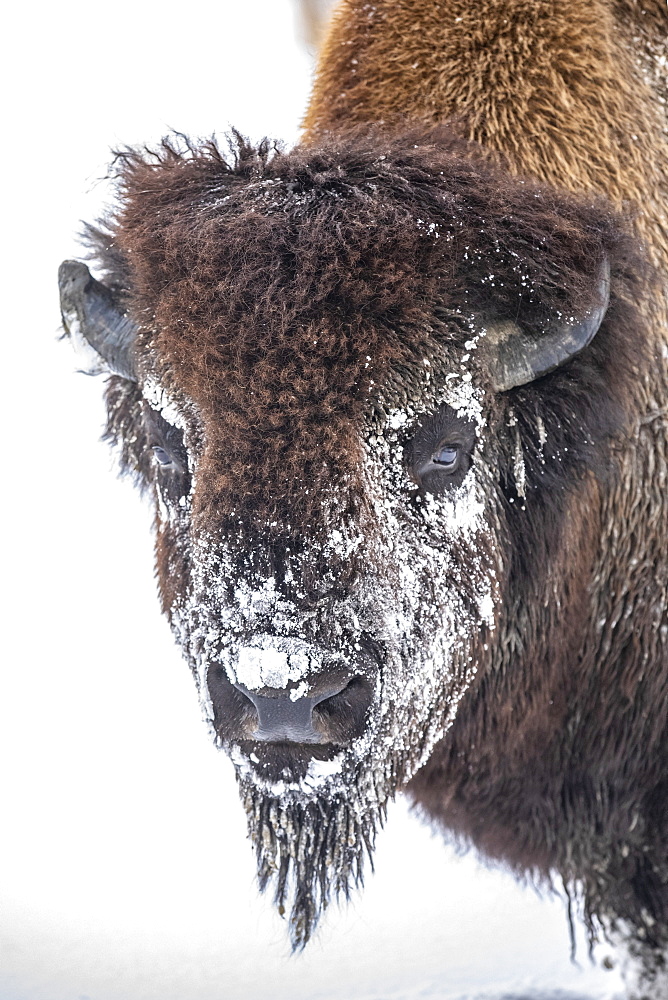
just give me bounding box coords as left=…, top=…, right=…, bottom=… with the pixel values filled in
left=1, top=2, right=626, bottom=997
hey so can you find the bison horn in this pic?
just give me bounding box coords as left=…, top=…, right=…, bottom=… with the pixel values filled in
left=58, top=261, right=138, bottom=381
left=484, top=260, right=611, bottom=392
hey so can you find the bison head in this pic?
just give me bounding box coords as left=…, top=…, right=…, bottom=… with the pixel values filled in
left=60, top=128, right=631, bottom=945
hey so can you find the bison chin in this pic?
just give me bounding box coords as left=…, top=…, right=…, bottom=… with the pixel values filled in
left=239, top=768, right=386, bottom=949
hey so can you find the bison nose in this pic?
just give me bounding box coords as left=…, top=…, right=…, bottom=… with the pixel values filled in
left=232, top=674, right=373, bottom=745
left=234, top=682, right=347, bottom=743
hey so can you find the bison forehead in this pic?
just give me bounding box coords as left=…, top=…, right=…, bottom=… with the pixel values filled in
left=137, top=215, right=483, bottom=524
left=137, top=234, right=477, bottom=524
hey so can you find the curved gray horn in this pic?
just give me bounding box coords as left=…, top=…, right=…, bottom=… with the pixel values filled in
left=484, top=259, right=611, bottom=392
left=58, top=260, right=138, bottom=381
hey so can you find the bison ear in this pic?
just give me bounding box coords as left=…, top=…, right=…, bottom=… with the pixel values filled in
left=483, top=260, right=611, bottom=392
left=58, top=261, right=138, bottom=382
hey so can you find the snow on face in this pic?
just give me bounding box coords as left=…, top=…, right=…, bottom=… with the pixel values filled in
left=142, top=376, right=187, bottom=432
left=351, top=376, right=497, bottom=778
left=149, top=355, right=500, bottom=803
left=231, top=637, right=314, bottom=691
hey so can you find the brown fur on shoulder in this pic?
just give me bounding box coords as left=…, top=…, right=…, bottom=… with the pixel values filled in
left=305, top=0, right=668, bottom=279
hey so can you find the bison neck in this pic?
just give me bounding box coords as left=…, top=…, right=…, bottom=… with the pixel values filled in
left=305, top=0, right=668, bottom=268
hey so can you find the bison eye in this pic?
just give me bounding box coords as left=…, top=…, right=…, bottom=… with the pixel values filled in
left=432, top=443, right=459, bottom=470
left=152, top=446, right=175, bottom=468
left=406, top=404, right=475, bottom=495
left=414, top=441, right=464, bottom=486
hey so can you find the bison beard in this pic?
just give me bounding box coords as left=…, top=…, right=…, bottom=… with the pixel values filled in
left=240, top=768, right=383, bottom=948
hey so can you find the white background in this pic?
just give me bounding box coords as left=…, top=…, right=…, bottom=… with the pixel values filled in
left=1, top=2, right=626, bottom=998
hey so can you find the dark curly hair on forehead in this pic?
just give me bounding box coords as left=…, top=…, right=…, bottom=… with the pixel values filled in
left=89, top=124, right=642, bottom=529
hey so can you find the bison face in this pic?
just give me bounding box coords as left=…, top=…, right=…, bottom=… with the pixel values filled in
left=60, top=129, right=622, bottom=944
left=168, top=372, right=499, bottom=779
left=132, top=345, right=504, bottom=944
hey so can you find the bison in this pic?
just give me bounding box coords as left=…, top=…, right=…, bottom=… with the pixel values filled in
left=59, top=1, right=668, bottom=995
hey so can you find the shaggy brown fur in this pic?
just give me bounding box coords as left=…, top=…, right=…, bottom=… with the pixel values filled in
left=305, top=1, right=668, bottom=270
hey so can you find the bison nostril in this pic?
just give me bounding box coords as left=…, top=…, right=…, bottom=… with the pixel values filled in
left=232, top=683, right=257, bottom=715
left=313, top=675, right=373, bottom=744
left=206, top=667, right=261, bottom=742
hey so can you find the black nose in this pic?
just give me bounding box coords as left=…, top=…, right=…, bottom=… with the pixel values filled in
left=234, top=681, right=349, bottom=743
left=234, top=676, right=373, bottom=745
